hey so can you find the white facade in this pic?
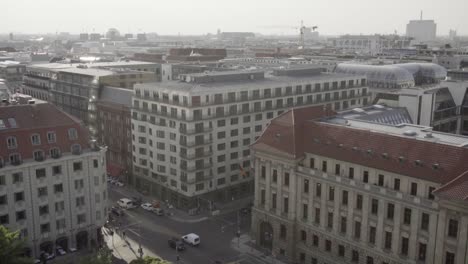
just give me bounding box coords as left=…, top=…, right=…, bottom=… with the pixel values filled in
left=406, top=20, right=437, bottom=42
left=131, top=71, right=370, bottom=208
left=0, top=148, right=107, bottom=258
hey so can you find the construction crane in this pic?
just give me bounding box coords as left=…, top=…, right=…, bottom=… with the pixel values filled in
left=260, top=21, right=318, bottom=48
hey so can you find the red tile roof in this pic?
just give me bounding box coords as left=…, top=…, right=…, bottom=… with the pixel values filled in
left=433, top=171, right=468, bottom=201
left=253, top=105, right=468, bottom=186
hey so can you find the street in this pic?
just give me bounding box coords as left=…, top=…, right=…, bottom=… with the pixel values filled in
left=108, top=186, right=250, bottom=264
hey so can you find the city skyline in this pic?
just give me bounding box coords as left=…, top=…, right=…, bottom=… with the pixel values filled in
left=3, top=0, right=468, bottom=36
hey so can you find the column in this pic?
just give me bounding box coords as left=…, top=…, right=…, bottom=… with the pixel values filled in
left=434, top=209, right=447, bottom=264
left=456, top=216, right=468, bottom=264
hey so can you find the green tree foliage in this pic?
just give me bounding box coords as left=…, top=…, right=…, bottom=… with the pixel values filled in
left=79, top=248, right=113, bottom=264
left=0, top=226, right=33, bottom=264
left=129, top=256, right=170, bottom=264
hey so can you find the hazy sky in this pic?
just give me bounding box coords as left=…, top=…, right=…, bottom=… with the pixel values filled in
left=3, top=0, right=468, bottom=36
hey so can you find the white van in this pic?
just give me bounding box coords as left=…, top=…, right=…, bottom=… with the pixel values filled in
left=117, top=198, right=135, bottom=209
left=182, top=233, right=200, bottom=246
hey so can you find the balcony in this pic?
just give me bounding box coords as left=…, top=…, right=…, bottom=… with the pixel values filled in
left=181, top=162, right=213, bottom=172
left=179, top=150, right=212, bottom=160
left=179, top=138, right=213, bottom=148
left=179, top=127, right=213, bottom=135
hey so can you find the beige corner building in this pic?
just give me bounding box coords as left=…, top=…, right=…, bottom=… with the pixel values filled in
left=251, top=106, right=468, bottom=264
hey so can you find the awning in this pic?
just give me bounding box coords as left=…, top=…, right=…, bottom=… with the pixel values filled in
left=106, top=163, right=123, bottom=178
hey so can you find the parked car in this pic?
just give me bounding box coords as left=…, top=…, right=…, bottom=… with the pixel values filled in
left=154, top=208, right=164, bottom=216
left=56, top=246, right=67, bottom=256
left=141, top=203, right=154, bottom=212
left=182, top=233, right=200, bottom=246
left=168, top=238, right=185, bottom=251
left=132, top=197, right=143, bottom=206
left=111, top=206, right=124, bottom=216
left=117, top=198, right=136, bottom=209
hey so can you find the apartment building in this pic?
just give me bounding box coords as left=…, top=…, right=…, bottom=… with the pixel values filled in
left=131, top=67, right=370, bottom=209
left=22, top=60, right=162, bottom=101
left=0, top=103, right=107, bottom=258
left=96, top=86, right=133, bottom=184
left=251, top=105, right=468, bottom=264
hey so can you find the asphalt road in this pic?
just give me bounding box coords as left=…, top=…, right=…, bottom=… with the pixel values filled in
left=109, top=187, right=250, bottom=264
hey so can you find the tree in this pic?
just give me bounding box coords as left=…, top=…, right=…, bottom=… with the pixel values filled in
left=129, top=256, right=170, bottom=264
left=79, top=248, right=113, bottom=264
left=0, top=226, right=33, bottom=264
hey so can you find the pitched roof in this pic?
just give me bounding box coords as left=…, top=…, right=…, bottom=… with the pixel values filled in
left=253, top=105, right=468, bottom=185
left=433, top=171, right=468, bottom=201
left=0, top=103, right=82, bottom=131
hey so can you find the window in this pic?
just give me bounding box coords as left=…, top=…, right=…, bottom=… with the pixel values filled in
left=14, top=192, right=24, bottom=202
left=384, top=232, right=392, bottom=249
left=54, top=184, right=63, bottom=193
left=284, top=173, right=289, bottom=186
left=322, top=161, right=327, bottom=172
left=363, top=171, right=369, bottom=183
left=378, top=174, right=384, bottom=186
left=16, top=210, right=26, bottom=221
left=280, top=224, right=287, bottom=239
left=36, top=168, right=46, bottom=179
left=338, top=245, right=345, bottom=257
left=352, top=250, right=359, bottom=262
left=39, top=205, right=49, bottom=215
left=448, top=219, right=458, bottom=238
left=348, top=167, right=354, bottom=179
left=312, top=235, right=319, bottom=246
left=55, top=201, right=65, bottom=212
left=53, top=165, right=62, bottom=175
left=356, top=194, right=363, bottom=210
left=421, top=213, right=429, bottom=231
left=342, top=190, right=348, bottom=205
left=340, top=217, right=347, bottom=233
left=354, top=221, right=361, bottom=239
left=303, top=179, right=309, bottom=193
left=371, top=199, right=378, bottom=215
left=12, top=172, right=22, bottom=183
left=403, top=208, right=412, bottom=225
left=369, top=226, right=376, bottom=244
left=47, top=132, right=56, bottom=143
left=0, top=175, right=4, bottom=186
left=410, top=182, right=418, bottom=196
left=366, top=256, right=374, bottom=264
left=394, top=178, right=400, bottom=191
left=272, top=193, right=277, bottom=209
left=418, top=242, right=427, bottom=261
left=283, top=197, right=289, bottom=213
left=40, top=223, right=50, bottom=234
left=261, top=166, right=266, bottom=179
left=310, top=157, right=315, bottom=168
left=31, top=134, right=41, bottom=145
left=68, top=128, right=78, bottom=140
left=300, top=230, right=306, bottom=241
left=335, top=164, right=341, bottom=175
left=327, top=212, right=333, bottom=229
left=260, top=190, right=265, bottom=205
left=77, top=214, right=86, bottom=224
left=446, top=252, right=455, bottom=264
left=314, top=208, right=320, bottom=224
left=428, top=187, right=435, bottom=200
left=329, top=186, right=335, bottom=201
left=93, top=159, right=99, bottom=168
left=73, top=162, right=82, bottom=171
left=0, top=195, right=6, bottom=205
left=387, top=203, right=394, bottom=220
left=7, top=136, right=17, bottom=149
left=316, top=183, right=321, bottom=197
left=325, top=240, right=331, bottom=251
left=302, top=203, right=307, bottom=219
left=401, top=237, right=409, bottom=256
left=38, top=187, right=48, bottom=197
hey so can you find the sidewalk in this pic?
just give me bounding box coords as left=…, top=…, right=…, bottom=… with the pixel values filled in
left=230, top=234, right=288, bottom=264
left=110, top=185, right=253, bottom=223
left=102, top=226, right=163, bottom=264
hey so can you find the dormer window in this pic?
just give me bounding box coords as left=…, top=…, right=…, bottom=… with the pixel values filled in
left=382, top=153, right=389, bottom=159
left=367, top=149, right=372, bottom=155
left=415, top=160, right=423, bottom=166
left=7, top=136, right=17, bottom=149
left=33, top=150, right=45, bottom=162
left=432, top=163, right=440, bottom=170
left=68, top=128, right=78, bottom=140
left=398, top=156, right=405, bottom=163
left=47, top=132, right=56, bottom=143
left=31, top=134, right=41, bottom=145
left=71, top=144, right=81, bottom=155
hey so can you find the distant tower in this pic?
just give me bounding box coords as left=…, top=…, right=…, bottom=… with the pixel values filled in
left=9, top=32, right=13, bottom=41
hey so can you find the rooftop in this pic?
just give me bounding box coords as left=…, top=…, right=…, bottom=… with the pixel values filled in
left=253, top=105, right=468, bottom=187
left=333, top=104, right=412, bottom=125
left=136, top=69, right=363, bottom=94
